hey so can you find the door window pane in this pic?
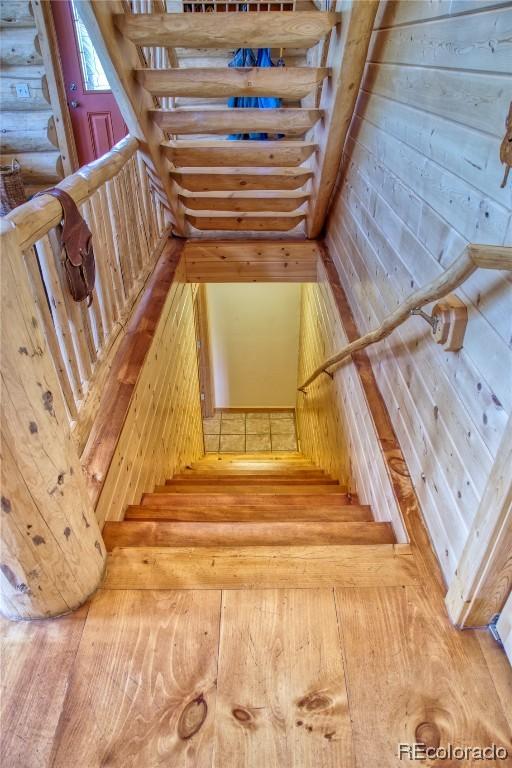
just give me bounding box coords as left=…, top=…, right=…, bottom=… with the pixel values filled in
left=71, top=0, right=110, bottom=91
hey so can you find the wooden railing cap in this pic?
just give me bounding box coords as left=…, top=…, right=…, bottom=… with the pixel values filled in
left=6, top=135, right=140, bottom=251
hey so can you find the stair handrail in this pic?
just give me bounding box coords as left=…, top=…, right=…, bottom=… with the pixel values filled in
left=298, top=244, right=512, bottom=391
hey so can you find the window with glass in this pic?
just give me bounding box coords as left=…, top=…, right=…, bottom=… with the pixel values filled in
left=70, top=0, right=110, bottom=91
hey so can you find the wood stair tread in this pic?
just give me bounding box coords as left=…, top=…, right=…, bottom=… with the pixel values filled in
left=170, top=167, right=312, bottom=192
left=103, top=520, right=395, bottom=551
left=139, top=492, right=358, bottom=508
left=116, top=11, right=339, bottom=48
left=162, top=140, right=317, bottom=167
left=151, top=108, right=322, bottom=136
left=137, top=67, right=329, bottom=99
left=180, top=191, right=309, bottom=213
left=186, top=212, right=305, bottom=232
left=125, top=503, right=370, bottom=522
left=103, top=544, right=419, bottom=590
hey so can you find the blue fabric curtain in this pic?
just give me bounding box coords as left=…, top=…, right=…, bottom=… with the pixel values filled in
left=228, top=47, right=283, bottom=141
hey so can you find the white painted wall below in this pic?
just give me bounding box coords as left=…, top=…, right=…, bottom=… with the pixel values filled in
left=206, top=283, right=301, bottom=408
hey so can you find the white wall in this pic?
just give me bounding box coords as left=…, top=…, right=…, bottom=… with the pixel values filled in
left=206, top=283, right=301, bottom=408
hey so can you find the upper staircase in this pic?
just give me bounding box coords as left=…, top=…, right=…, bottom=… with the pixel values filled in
left=111, top=5, right=340, bottom=235
left=102, top=453, right=420, bottom=589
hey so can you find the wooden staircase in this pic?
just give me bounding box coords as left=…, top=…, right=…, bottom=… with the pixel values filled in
left=102, top=453, right=420, bottom=589
left=111, top=7, right=340, bottom=235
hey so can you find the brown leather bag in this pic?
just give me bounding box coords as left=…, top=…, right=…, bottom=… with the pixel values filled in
left=37, top=188, right=96, bottom=305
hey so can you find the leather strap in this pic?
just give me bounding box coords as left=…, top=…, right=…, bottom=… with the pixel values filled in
left=36, top=188, right=92, bottom=266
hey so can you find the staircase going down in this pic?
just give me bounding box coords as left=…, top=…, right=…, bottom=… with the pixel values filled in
left=102, top=453, right=420, bottom=590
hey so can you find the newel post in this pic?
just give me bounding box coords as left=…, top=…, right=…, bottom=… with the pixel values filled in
left=0, top=219, right=105, bottom=620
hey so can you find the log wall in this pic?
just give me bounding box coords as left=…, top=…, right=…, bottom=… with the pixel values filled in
left=296, top=262, right=408, bottom=542
left=324, top=0, right=512, bottom=583
left=0, top=1, right=67, bottom=197
left=95, top=257, right=204, bottom=527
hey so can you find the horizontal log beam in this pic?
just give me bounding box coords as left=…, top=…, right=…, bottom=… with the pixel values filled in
left=116, top=11, right=339, bottom=48
left=151, top=107, right=322, bottom=135
left=171, top=167, right=312, bottom=192
left=137, top=67, right=329, bottom=99
left=162, top=140, right=316, bottom=167
left=185, top=211, right=305, bottom=231
left=179, top=190, right=309, bottom=212
left=183, top=238, right=320, bottom=280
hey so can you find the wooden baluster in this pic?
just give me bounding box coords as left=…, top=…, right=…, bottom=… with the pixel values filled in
left=96, top=186, right=126, bottom=319
left=82, top=198, right=114, bottom=340
left=46, top=229, right=94, bottom=383
left=79, top=202, right=106, bottom=353
left=108, top=175, right=134, bottom=299
left=35, top=234, right=84, bottom=399
left=115, top=170, right=140, bottom=292
left=23, top=246, right=78, bottom=420
left=0, top=219, right=105, bottom=621
left=128, top=156, right=152, bottom=268
left=120, top=163, right=144, bottom=276
left=136, top=153, right=156, bottom=251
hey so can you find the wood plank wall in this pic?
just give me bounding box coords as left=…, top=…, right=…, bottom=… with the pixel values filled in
left=324, top=0, right=512, bottom=582
left=95, top=258, right=204, bottom=527
left=296, top=268, right=408, bottom=542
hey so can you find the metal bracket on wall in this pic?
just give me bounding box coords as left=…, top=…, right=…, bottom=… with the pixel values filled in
left=411, top=294, right=468, bottom=352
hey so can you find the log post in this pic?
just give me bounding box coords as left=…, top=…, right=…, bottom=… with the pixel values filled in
left=0, top=219, right=105, bottom=620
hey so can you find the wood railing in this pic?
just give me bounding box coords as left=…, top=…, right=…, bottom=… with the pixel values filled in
left=299, top=244, right=512, bottom=391
left=4, top=135, right=172, bottom=453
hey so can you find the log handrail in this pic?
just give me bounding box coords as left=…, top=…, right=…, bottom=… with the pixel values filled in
left=298, top=244, right=512, bottom=391
left=7, top=135, right=138, bottom=250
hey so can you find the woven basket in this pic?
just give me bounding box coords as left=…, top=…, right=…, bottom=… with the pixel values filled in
left=0, top=159, right=26, bottom=216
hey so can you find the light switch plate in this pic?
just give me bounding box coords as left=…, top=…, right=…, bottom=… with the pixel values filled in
left=15, top=83, right=30, bottom=98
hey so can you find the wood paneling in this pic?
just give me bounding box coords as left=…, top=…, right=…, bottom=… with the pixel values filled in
left=183, top=239, right=319, bottom=282
left=324, top=0, right=512, bottom=584
left=296, top=267, right=407, bottom=543
left=94, top=256, right=204, bottom=527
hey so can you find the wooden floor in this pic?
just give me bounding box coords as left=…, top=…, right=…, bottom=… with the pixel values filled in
left=2, top=585, right=512, bottom=766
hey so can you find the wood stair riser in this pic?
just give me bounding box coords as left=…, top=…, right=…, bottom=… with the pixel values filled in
left=125, top=504, right=372, bottom=523
left=153, top=484, right=349, bottom=494
left=103, top=521, right=395, bottom=550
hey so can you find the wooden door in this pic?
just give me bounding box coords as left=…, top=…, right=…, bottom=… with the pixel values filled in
left=51, top=0, right=127, bottom=166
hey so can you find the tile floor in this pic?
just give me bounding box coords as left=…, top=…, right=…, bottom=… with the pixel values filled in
left=203, top=410, right=298, bottom=453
